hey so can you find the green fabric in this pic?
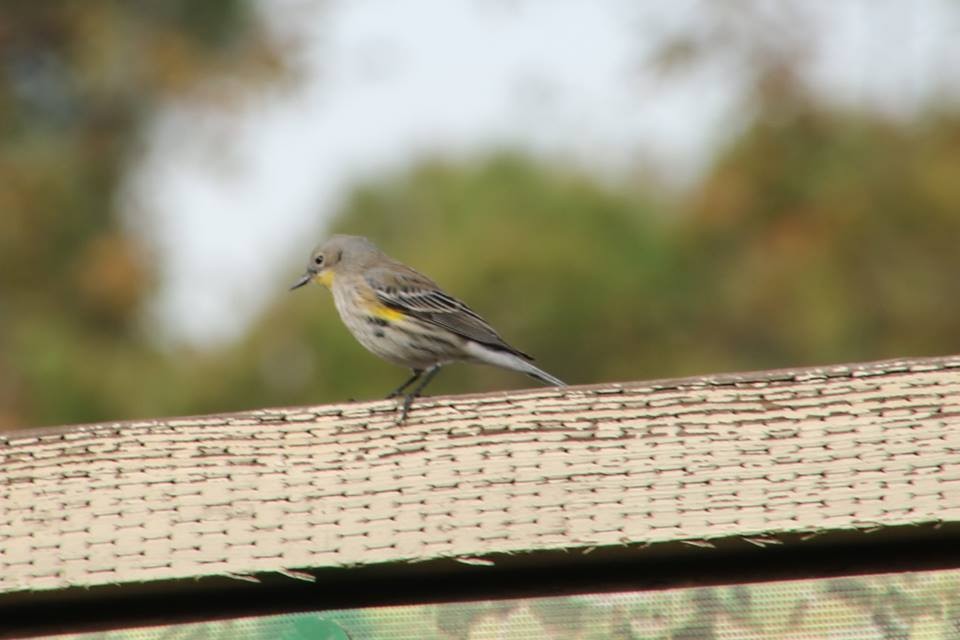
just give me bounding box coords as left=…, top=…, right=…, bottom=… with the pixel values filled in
left=53, top=567, right=960, bottom=639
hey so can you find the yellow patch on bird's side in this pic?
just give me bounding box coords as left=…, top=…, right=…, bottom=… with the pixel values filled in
left=313, top=270, right=335, bottom=288
left=366, top=302, right=406, bottom=322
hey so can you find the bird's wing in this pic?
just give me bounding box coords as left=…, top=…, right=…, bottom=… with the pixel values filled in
left=366, top=265, right=532, bottom=359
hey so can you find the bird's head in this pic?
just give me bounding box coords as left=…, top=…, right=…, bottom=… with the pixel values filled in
left=290, top=234, right=380, bottom=291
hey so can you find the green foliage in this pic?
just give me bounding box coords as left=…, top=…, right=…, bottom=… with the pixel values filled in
left=0, top=1, right=285, bottom=428
left=683, top=109, right=960, bottom=370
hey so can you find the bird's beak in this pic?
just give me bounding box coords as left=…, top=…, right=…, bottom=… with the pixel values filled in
left=290, top=272, right=312, bottom=291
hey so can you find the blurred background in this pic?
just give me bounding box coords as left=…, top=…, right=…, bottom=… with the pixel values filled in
left=2, top=0, right=960, bottom=430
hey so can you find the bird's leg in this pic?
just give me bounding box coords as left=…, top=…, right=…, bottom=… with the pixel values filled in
left=387, top=369, right=423, bottom=399
left=409, top=364, right=441, bottom=398
left=397, top=364, right=442, bottom=423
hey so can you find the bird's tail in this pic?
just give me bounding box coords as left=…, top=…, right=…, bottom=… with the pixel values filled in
left=463, top=342, right=566, bottom=387
left=519, top=361, right=566, bottom=387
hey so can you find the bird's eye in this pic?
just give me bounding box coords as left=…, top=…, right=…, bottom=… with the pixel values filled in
left=314, top=255, right=324, bottom=266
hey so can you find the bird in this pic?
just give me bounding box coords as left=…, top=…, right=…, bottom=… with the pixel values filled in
left=290, top=234, right=565, bottom=421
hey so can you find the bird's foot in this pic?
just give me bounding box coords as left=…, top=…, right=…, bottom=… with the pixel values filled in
left=395, top=393, right=417, bottom=424
left=390, top=365, right=441, bottom=424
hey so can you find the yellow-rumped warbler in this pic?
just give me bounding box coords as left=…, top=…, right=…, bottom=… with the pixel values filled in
left=291, top=235, right=565, bottom=420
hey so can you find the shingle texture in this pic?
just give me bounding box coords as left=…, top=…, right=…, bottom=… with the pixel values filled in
left=2, top=356, right=960, bottom=594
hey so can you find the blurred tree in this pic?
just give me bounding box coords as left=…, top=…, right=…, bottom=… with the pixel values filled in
left=637, top=0, right=960, bottom=371
left=0, top=1, right=287, bottom=427
left=684, top=107, right=960, bottom=370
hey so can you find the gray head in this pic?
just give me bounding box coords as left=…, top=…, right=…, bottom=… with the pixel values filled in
left=290, top=234, right=383, bottom=290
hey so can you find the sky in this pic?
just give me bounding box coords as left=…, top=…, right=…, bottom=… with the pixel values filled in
left=122, top=0, right=960, bottom=348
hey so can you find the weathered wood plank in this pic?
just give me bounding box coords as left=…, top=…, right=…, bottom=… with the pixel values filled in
left=2, top=355, right=959, bottom=593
